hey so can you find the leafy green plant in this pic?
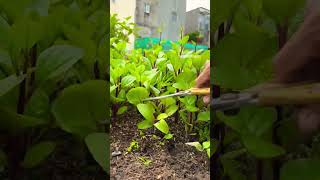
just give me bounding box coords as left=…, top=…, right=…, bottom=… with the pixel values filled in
left=137, top=156, right=152, bottom=166
left=0, top=0, right=108, bottom=178
left=127, top=139, right=139, bottom=153
left=211, top=0, right=320, bottom=179
left=110, top=14, right=211, bottom=158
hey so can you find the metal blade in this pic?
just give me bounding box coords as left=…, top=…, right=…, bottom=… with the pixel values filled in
left=143, top=91, right=190, bottom=101
left=212, top=93, right=257, bottom=111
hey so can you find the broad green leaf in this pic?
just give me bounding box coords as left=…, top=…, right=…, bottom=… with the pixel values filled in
left=0, top=74, right=26, bottom=97
left=116, top=106, right=128, bottom=115
left=217, top=107, right=276, bottom=137
left=52, top=80, right=107, bottom=138
left=185, top=142, right=203, bottom=151
left=186, top=105, right=199, bottom=112
left=211, top=0, right=240, bottom=32
left=280, top=159, right=320, bottom=180
left=262, top=0, right=306, bottom=24
left=165, top=104, right=178, bottom=116
left=137, top=120, right=153, bottom=130
left=197, top=111, right=210, bottom=122
left=137, top=103, right=155, bottom=121
left=121, top=75, right=136, bottom=87
left=126, top=87, right=149, bottom=105
left=9, top=16, right=43, bottom=51
left=164, top=133, right=173, bottom=139
left=85, top=133, right=109, bottom=173
left=202, top=141, right=210, bottom=149
left=173, top=70, right=196, bottom=90
left=0, top=107, right=48, bottom=133
left=22, top=141, right=56, bottom=168
left=36, top=45, right=84, bottom=84
left=26, top=0, right=49, bottom=16
left=242, top=135, right=285, bottom=158
left=25, top=89, right=49, bottom=119
left=154, top=119, right=169, bottom=134
left=157, top=113, right=168, bottom=120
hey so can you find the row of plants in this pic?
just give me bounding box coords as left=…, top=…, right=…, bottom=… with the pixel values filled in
left=0, top=0, right=108, bottom=179
left=110, top=14, right=211, bottom=157
left=212, top=0, right=320, bottom=179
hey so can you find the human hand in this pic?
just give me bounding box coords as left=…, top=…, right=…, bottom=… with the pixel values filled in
left=195, top=62, right=210, bottom=104
left=273, top=5, right=320, bottom=135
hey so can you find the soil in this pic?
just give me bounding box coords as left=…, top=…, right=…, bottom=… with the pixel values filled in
left=110, top=107, right=210, bottom=180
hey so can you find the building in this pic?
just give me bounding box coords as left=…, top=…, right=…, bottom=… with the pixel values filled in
left=185, top=7, right=210, bottom=47
left=135, top=0, right=186, bottom=42
left=110, top=0, right=136, bottom=49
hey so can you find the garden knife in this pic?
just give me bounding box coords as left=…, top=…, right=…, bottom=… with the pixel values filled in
left=212, top=82, right=320, bottom=111
left=143, top=88, right=210, bottom=101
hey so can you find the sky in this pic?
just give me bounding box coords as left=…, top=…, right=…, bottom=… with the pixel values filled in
left=186, top=0, right=210, bottom=11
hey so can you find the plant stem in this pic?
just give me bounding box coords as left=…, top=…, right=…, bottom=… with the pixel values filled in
left=272, top=21, right=288, bottom=180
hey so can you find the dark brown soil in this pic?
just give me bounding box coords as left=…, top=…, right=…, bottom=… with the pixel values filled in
left=111, top=107, right=210, bottom=180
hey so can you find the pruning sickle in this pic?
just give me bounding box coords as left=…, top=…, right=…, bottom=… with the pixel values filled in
left=212, top=82, right=320, bottom=111
left=143, top=88, right=210, bottom=101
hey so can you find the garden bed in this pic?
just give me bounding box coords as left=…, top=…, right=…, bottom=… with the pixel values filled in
left=110, top=108, right=210, bottom=180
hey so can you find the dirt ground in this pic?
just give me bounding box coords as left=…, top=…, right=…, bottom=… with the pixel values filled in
left=110, top=107, right=210, bottom=180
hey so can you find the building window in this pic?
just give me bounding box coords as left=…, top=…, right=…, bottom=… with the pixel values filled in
left=172, top=12, right=177, bottom=22
left=144, top=3, right=150, bottom=14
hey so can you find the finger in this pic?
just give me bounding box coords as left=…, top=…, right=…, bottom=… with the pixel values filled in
left=274, top=13, right=320, bottom=83
left=196, top=62, right=210, bottom=88
left=203, top=95, right=210, bottom=105
left=297, top=107, right=320, bottom=136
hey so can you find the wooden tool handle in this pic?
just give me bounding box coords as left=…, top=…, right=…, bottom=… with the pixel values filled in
left=189, top=88, right=210, bottom=95
left=258, top=83, right=320, bottom=106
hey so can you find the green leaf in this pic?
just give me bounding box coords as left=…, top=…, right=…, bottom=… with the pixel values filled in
left=25, top=89, right=49, bottom=119
left=85, top=133, right=109, bottom=173
left=126, top=87, right=149, bottom=105
left=26, top=0, right=49, bottom=16
left=242, top=135, right=285, bottom=158
left=218, top=107, right=276, bottom=137
left=197, top=111, right=210, bottom=122
left=0, top=107, right=48, bottom=133
left=116, top=106, right=128, bottom=115
left=137, top=120, right=153, bottom=130
left=137, top=103, right=155, bottom=121
left=154, top=119, right=169, bottom=134
left=173, top=70, right=196, bottom=90
left=165, top=104, right=178, bottom=116
left=36, top=45, right=84, bottom=84
left=22, top=141, right=56, bottom=168
left=9, top=16, right=44, bottom=51
left=52, top=80, right=107, bottom=138
left=0, top=74, right=26, bottom=97
left=179, top=36, right=189, bottom=45
left=202, top=141, right=210, bottom=149
left=164, top=133, right=173, bottom=139
left=121, top=75, right=136, bottom=87
left=280, top=159, right=320, bottom=180
left=185, top=142, right=203, bottom=151
left=157, top=113, right=168, bottom=120
left=186, top=105, right=199, bottom=112
left=262, top=0, right=306, bottom=24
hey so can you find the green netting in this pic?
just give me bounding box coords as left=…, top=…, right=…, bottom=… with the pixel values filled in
left=134, top=37, right=208, bottom=51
